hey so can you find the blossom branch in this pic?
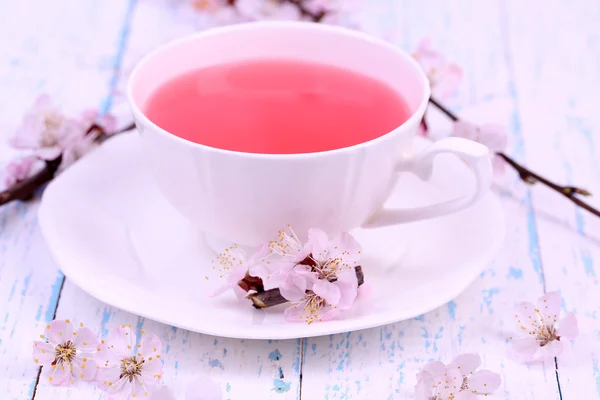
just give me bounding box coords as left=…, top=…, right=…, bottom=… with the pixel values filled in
left=0, top=122, right=135, bottom=206
left=428, top=97, right=600, bottom=219
left=283, top=0, right=327, bottom=22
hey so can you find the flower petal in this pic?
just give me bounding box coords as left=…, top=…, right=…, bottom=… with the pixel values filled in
left=139, top=358, right=163, bottom=389
left=468, top=369, right=501, bottom=394
left=436, top=367, right=462, bottom=397
left=536, top=292, right=561, bottom=326
left=44, top=363, right=71, bottom=385
left=536, top=339, right=563, bottom=360
left=44, top=320, right=75, bottom=345
left=73, top=326, right=99, bottom=352
left=35, top=146, right=63, bottom=161
left=71, top=355, right=97, bottom=381
left=185, top=375, right=223, bottom=400
left=105, top=326, right=136, bottom=359
left=510, top=336, right=539, bottom=362
left=514, top=301, right=537, bottom=333
left=33, top=341, right=56, bottom=366
left=335, top=281, right=358, bottom=310
left=416, top=360, right=446, bottom=381
left=449, top=353, right=481, bottom=376
left=305, top=228, right=329, bottom=262
left=95, top=366, right=122, bottom=392
left=557, top=312, right=579, bottom=340
left=140, top=334, right=162, bottom=360
left=414, top=375, right=434, bottom=400
left=131, top=376, right=152, bottom=398
left=313, top=280, right=341, bottom=306
left=454, top=392, right=478, bottom=400
left=284, top=303, right=306, bottom=322
left=280, top=274, right=308, bottom=302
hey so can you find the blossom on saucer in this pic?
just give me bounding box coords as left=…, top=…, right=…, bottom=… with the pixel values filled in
left=284, top=278, right=357, bottom=324
left=412, top=38, right=462, bottom=99
left=452, top=121, right=508, bottom=171
left=95, top=325, right=163, bottom=399
left=278, top=228, right=360, bottom=307
left=236, top=0, right=301, bottom=20
left=32, top=319, right=99, bottom=385
left=185, top=374, right=222, bottom=400
left=510, top=292, right=578, bottom=362
left=210, top=244, right=276, bottom=298
left=3, top=155, right=38, bottom=187
left=416, top=353, right=501, bottom=399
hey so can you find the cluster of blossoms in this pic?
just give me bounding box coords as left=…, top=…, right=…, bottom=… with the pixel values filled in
left=211, top=227, right=363, bottom=324
left=33, top=321, right=164, bottom=398
left=2, top=94, right=116, bottom=189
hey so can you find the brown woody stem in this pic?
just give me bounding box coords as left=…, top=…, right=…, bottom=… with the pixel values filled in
left=248, top=266, right=365, bottom=309
left=427, top=97, right=599, bottom=218
left=0, top=122, right=136, bottom=207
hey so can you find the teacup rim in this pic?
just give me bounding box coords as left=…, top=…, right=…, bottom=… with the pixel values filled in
left=126, top=20, right=431, bottom=159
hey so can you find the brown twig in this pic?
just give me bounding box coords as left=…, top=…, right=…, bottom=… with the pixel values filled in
left=226, top=0, right=327, bottom=22
left=283, top=0, right=327, bottom=22
left=427, top=97, right=599, bottom=218
left=247, top=266, right=365, bottom=309
left=0, top=122, right=135, bottom=206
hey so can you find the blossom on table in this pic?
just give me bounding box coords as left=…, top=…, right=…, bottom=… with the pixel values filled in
left=9, top=94, right=118, bottom=170
left=412, top=38, right=462, bottom=99
left=510, top=291, right=578, bottom=362
left=95, top=325, right=164, bottom=399
left=185, top=375, right=223, bottom=400
left=32, top=319, right=99, bottom=385
left=3, top=155, right=38, bottom=188
left=415, top=353, right=501, bottom=399
left=10, top=94, right=81, bottom=161
left=452, top=120, right=508, bottom=171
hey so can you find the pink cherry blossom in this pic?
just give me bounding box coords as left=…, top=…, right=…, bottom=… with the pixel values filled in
left=10, top=95, right=118, bottom=170
left=303, top=228, right=360, bottom=287
left=415, top=365, right=462, bottom=400
left=95, top=325, right=164, bottom=399
left=511, top=292, right=578, bottom=362
left=210, top=244, right=277, bottom=298
left=32, top=319, right=99, bottom=385
left=236, top=0, right=302, bottom=20
left=277, top=228, right=360, bottom=307
left=416, top=354, right=501, bottom=399
left=412, top=38, right=462, bottom=99
left=284, top=278, right=354, bottom=324
left=3, top=155, right=38, bottom=187
left=452, top=121, right=508, bottom=172
left=10, top=94, right=81, bottom=160
left=185, top=375, right=222, bottom=400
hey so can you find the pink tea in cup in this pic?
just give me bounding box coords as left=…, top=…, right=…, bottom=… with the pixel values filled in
left=144, top=58, right=411, bottom=154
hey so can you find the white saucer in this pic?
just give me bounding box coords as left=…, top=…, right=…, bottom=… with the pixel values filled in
left=38, top=132, right=504, bottom=340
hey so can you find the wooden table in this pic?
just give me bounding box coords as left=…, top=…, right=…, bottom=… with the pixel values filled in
left=1, top=1, right=599, bottom=398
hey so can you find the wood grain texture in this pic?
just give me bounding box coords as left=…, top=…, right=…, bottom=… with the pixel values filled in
left=504, top=0, right=600, bottom=398
left=1, top=0, right=600, bottom=399
left=0, top=1, right=132, bottom=398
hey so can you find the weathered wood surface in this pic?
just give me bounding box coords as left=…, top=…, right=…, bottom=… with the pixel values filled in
left=1, top=0, right=599, bottom=399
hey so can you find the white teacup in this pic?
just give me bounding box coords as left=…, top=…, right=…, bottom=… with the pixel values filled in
left=127, top=21, right=492, bottom=247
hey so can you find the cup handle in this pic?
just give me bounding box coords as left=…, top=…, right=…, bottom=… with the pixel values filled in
left=364, top=137, right=493, bottom=227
